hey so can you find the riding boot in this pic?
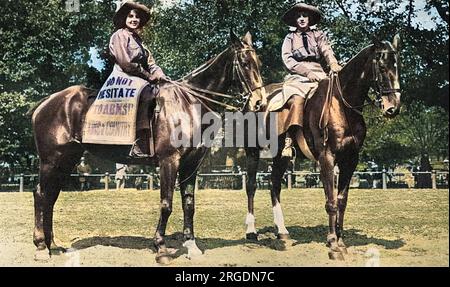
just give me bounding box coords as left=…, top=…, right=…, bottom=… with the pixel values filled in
left=130, top=129, right=151, bottom=158
left=281, top=95, right=306, bottom=159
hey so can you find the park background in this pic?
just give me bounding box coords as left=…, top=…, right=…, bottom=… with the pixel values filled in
left=0, top=0, right=448, bottom=267
left=0, top=0, right=448, bottom=189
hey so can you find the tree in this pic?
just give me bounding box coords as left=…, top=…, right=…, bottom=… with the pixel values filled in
left=0, top=92, right=34, bottom=170
left=360, top=105, right=415, bottom=169
left=144, top=0, right=295, bottom=82
left=0, top=0, right=114, bottom=168
left=0, top=0, right=447, bottom=170
left=397, top=102, right=449, bottom=160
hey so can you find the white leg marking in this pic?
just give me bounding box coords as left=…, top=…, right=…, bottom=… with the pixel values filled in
left=273, top=203, right=289, bottom=234
left=245, top=213, right=256, bottom=234
left=183, top=239, right=202, bottom=259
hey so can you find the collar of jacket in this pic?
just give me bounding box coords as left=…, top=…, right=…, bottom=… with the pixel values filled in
left=286, top=28, right=311, bottom=39
left=122, top=28, right=142, bottom=40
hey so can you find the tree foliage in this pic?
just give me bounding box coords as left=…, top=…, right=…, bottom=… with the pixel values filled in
left=0, top=92, right=34, bottom=167
left=397, top=102, right=449, bottom=158
left=0, top=0, right=448, bottom=170
left=0, top=0, right=114, bottom=99
left=0, top=0, right=115, bottom=168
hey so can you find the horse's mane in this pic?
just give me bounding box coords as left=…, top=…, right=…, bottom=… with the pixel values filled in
left=341, top=44, right=373, bottom=72
left=182, top=48, right=230, bottom=81
left=341, top=40, right=396, bottom=72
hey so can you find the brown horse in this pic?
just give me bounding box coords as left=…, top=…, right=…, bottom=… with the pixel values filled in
left=30, top=31, right=264, bottom=264
left=244, top=35, right=401, bottom=260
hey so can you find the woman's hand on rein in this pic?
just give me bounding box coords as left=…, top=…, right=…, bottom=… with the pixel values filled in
left=307, top=71, right=322, bottom=82
left=330, top=62, right=343, bottom=73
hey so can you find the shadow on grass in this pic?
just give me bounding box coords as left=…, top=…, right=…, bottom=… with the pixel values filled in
left=70, top=224, right=404, bottom=260
left=284, top=225, right=405, bottom=249
left=72, top=236, right=156, bottom=252
left=70, top=232, right=289, bottom=260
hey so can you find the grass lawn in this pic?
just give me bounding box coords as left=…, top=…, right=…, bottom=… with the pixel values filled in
left=0, top=188, right=448, bottom=266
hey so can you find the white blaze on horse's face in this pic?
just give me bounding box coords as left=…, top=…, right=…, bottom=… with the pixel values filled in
left=126, top=9, right=141, bottom=31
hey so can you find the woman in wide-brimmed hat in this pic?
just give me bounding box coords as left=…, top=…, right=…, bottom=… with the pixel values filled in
left=109, top=1, right=169, bottom=158
left=110, top=1, right=166, bottom=83
left=278, top=3, right=342, bottom=158
left=281, top=3, right=342, bottom=82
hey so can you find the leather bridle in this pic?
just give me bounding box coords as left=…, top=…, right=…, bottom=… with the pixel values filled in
left=371, top=49, right=401, bottom=107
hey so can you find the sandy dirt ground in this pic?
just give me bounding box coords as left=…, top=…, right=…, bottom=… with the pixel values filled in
left=0, top=188, right=448, bottom=267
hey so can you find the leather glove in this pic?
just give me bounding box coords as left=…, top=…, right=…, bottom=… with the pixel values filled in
left=330, top=62, right=343, bottom=73
left=306, top=71, right=322, bottom=82
left=148, top=69, right=166, bottom=83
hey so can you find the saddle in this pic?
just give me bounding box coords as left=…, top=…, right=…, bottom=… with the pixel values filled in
left=82, top=65, right=158, bottom=157
left=264, top=75, right=323, bottom=162
left=265, top=74, right=319, bottom=113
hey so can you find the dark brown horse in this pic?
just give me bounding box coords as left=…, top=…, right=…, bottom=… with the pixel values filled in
left=244, top=35, right=401, bottom=260
left=31, top=31, right=264, bottom=264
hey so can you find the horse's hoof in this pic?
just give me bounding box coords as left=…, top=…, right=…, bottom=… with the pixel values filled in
left=337, top=238, right=348, bottom=254
left=246, top=233, right=258, bottom=241
left=183, top=240, right=203, bottom=259
left=34, top=249, right=51, bottom=261
left=339, top=246, right=348, bottom=254
left=328, top=250, right=345, bottom=261
left=155, top=255, right=173, bottom=265
left=186, top=247, right=203, bottom=259
left=277, top=233, right=290, bottom=240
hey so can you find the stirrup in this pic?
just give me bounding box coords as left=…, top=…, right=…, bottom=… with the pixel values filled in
left=281, top=136, right=293, bottom=159
left=129, top=141, right=151, bottom=159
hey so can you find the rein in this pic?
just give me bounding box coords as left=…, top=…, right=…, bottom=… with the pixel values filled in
left=319, top=48, right=400, bottom=146
left=318, top=70, right=373, bottom=147
left=173, top=47, right=263, bottom=186
left=181, top=47, right=264, bottom=111
left=171, top=81, right=239, bottom=112
left=318, top=72, right=360, bottom=146
left=318, top=74, right=334, bottom=145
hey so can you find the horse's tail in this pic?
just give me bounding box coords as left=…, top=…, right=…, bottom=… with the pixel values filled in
left=25, top=96, right=50, bottom=117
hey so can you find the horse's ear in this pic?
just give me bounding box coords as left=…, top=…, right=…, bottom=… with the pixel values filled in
left=230, top=29, right=243, bottom=48
left=392, top=33, right=401, bottom=51
left=242, top=31, right=253, bottom=47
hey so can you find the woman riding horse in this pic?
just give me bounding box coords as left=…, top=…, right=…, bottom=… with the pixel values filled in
left=243, top=5, right=401, bottom=259
left=110, top=1, right=169, bottom=158
left=31, top=29, right=265, bottom=263
left=280, top=3, right=342, bottom=157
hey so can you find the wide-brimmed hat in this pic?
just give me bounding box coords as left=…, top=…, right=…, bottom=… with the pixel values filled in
left=281, top=3, right=322, bottom=27
left=113, top=1, right=151, bottom=29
